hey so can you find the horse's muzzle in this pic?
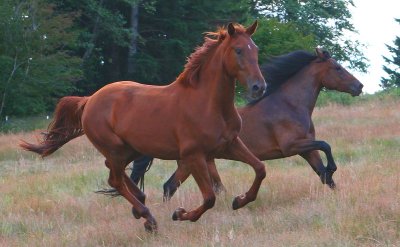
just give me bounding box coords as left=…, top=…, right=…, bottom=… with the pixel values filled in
left=351, top=82, right=364, bottom=96
left=249, top=80, right=266, bottom=100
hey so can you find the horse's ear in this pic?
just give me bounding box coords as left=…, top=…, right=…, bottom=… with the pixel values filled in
left=246, top=20, right=258, bottom=35
left=315, top=48, right=324, bottom=58
left=315, top=47, right=330, bottom=60
left=228, top=23, right=235, bottom=36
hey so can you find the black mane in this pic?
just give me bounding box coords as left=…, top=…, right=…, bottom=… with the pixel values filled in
left=248, top=50, right=317, bottom=105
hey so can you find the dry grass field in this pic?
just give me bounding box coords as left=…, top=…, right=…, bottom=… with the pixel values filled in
left=0, top=97, right=399, bottom=247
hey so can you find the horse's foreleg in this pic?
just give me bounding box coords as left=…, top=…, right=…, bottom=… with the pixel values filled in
left=172, top=155, right=216, bottom=222
left=106, top=160, right=157, bottom=232
left=284, top=140, right=336, bottom=189
left=223, top=137, right=266, bottom=210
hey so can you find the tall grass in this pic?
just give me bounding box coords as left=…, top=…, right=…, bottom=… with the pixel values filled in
left=0, top=97, right=399, bottom=246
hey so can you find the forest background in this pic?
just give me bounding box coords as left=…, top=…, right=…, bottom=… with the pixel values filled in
left=1, top=0, right=398, bottom=119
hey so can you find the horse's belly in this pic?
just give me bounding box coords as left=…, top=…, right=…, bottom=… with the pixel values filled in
left=122, top=123, right=180, bottom=159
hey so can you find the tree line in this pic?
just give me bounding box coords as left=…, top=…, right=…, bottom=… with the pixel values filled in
left=381, top=18, right=400, bottom=89
left=0, top=0, right=371, bottom=117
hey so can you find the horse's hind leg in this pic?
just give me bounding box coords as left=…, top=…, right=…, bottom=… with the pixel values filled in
left=300, top=150, right=335, bottom=188
left=207, top=160, right=226, bottom=194
left=283, top=139, right=336, bottom=189
left=172, top=155, right=216, bottom=222
left=106, top=158, right=157, bottom=232
left=163, top=160, right=190, bottom=201
left=163, top=160, right=225, bottom=201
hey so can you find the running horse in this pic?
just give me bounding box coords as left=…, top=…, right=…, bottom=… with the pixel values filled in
left=20, top=22, right=267, bottom=232
left=161, top=48, right=363, bottom=199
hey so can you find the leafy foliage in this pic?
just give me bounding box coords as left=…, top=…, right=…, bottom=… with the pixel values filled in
left=0, top=0, right=369, bottom=117
left=0, top=0, right=81, bottom=117
left=252, top=0, right=368, bottom=71
left=381, top=18, right=400, bottom=89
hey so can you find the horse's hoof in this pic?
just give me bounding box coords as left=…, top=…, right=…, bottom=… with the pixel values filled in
left=232, top=198, right=240, bottom=210
left=232, top=196, right=241, bottom=210
left=163, top=193, right=172, bottom=202
left=172, top=207, right=186, bottom=221
left=232, top=194, right=247, bottom=210
left=163, top=184, right=177, bottom=202
left=144, top=220, right=158, bottom=233
left=328, top=180, right=336, bottom=190
left=132, top=207, right=141, bottom=219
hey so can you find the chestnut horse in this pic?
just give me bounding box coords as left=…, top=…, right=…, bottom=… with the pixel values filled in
left=160, top=48, right=363, bottom=200
left=20, top=22, right=267, bottom=232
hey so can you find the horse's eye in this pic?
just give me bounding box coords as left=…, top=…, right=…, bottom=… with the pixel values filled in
left=235, top=48, right=242, bottom=55
left=335, top=66, right=342, bottom=71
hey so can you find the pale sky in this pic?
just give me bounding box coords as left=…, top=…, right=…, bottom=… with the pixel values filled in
left=348, top=0, right=400, bottom=93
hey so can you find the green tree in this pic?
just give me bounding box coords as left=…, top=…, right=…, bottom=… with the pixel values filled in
left=0, top=0, right=82, bottom=117
left=132, top=0, right=251, bottom=84
left=381, top=18, right=400, bottom=89
left=51, top=0, right=135, bottom=93
left=52, top=0, right=251, bottom=89
left=252, top=18, right=316, bottom=61
left=250, top=0, right=367, bottom=71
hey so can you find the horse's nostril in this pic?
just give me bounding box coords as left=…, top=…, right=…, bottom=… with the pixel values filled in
left=252, top=84, right=260, bottom=92
left=359, top=84, right=364, bottom=90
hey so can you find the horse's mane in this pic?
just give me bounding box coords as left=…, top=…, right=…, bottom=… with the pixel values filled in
left=178, top=24, right=247, bottom=86
left=248, top=50, right=317, bottom=105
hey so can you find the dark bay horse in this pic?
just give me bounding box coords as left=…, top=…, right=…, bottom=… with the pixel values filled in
left=20, top=22, right=267, bottom=232
left=161, top=48, right=363, bottom=199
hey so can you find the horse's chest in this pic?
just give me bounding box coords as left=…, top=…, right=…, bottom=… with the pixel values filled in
left=179, top=111, right=241, bottom=155
left=208, top=116, right=241, bottom=148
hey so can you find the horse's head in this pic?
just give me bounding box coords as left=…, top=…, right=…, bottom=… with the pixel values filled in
left=222, top=21, right=266, bottom=100
left=315, top=48, right=363, bottom=96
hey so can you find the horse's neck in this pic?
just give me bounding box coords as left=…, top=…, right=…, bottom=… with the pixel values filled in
left=280, top=66, right=322, bottom=116
left=197, top=52, right=236, bottom=112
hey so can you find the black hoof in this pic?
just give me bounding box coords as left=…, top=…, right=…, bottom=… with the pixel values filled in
left=172, top=207, right=186, bottom=221
left=328, top=180, right=336, bottom=190
left=163, top=193, right=172, bottom=202
left=163, top=182, right=177, bottom=202
left=320, top=171, right=336, bottom=190
left=232, top=197, right=240, bottom=210
left=144, top=220, right=158, bottom=233
left=172, top=211, right=179, bottom=221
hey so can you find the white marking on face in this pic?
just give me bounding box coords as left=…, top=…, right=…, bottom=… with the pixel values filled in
left=248, top=44, right=252, bottom=50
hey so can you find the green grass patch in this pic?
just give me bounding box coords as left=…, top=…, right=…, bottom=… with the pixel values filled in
left=316, top=87, right=399, bottom=107
left=0, top=115, right=51, bottom=133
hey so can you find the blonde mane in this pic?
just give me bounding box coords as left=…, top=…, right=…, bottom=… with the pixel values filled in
left=178, top=24, right=247, bottom=86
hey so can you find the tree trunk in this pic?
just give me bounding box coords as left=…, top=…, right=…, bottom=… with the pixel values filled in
left=82, top=0, right=104, bottom=62
left=0, top=55, right=20, bottom=117
left=127, top=3, right=139, bottom=76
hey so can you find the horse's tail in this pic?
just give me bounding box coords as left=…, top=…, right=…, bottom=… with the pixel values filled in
left=20, top=96, right=89, bottom=157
